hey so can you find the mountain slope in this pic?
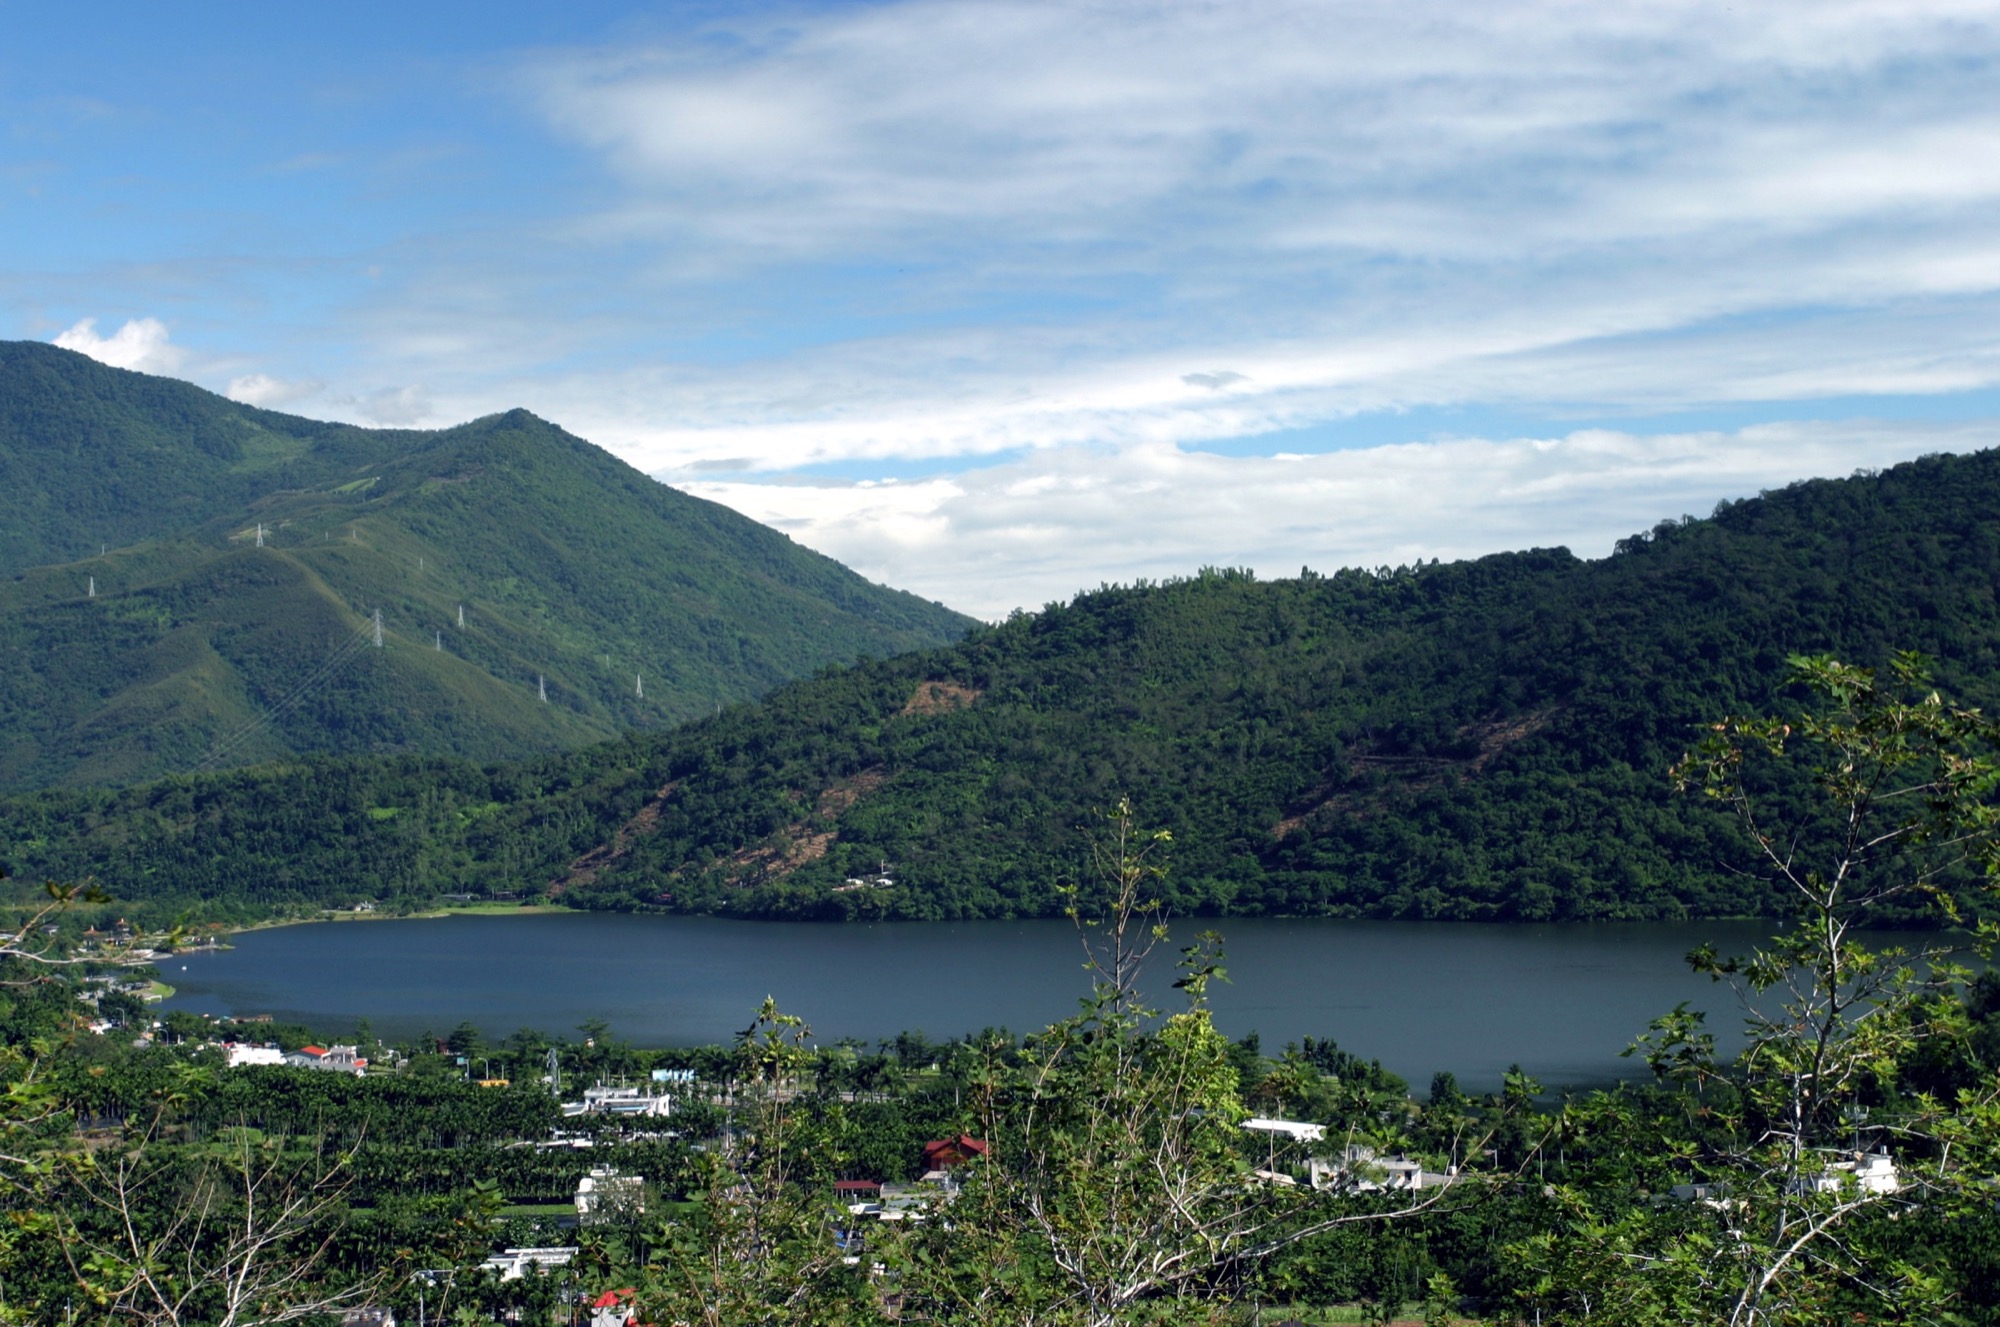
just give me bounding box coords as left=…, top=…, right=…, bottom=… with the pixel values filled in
left=0, top=343, right=974, bottom=788
left=11, top=448, right=2000, bottom=925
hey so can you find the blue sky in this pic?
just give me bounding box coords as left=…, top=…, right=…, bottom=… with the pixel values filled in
left=10, top=1, right=2000, bottom=617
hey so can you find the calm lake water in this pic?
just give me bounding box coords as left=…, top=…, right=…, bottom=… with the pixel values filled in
left=161, top=913, right=1796, bottom=1090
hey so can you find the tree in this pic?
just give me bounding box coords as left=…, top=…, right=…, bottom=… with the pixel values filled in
left=1510, top=653, right=2000, bottom=1324
left=896, top=799, right=1467, bottom=1327
left=98, top=989, right=147, bottom=1029
left=632, top=998, right=877, bottom=1326
left=56, top=1128, right=383, bottom=1327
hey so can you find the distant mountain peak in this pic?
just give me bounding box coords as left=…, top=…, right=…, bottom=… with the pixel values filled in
left=0, top=345, right=974, bottom=789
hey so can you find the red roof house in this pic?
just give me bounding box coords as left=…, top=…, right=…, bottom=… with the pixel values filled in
left=920, top=1134, right=989, bottom=1172
left=589, top=1288, right=641, bottom=1327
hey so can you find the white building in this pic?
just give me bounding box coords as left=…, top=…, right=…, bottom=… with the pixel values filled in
left=575, top=1166, right=646, bottom=1225
left=1792, top=1150, right=1901, bottom=1196
left=561, top=1083, right=672, bottom=1118
left=480, top=1246, right=578, bottom=1281
left=284, top=1044, right=367, bottom=1074
left=1321, top=1144, right=1456, bottom=1192
left=1239, top=1117, right=1326, bottom=1143
left=224, top=1044, right=287, bottom=1067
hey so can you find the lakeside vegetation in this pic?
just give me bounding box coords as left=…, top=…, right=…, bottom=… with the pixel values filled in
left=7, top=661, right=2000, bottom=1323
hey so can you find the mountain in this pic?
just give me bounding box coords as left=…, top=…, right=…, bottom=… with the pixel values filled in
left=10, top=447, right=2000, bottom=925
left=0, top=342, right=974, bottom=789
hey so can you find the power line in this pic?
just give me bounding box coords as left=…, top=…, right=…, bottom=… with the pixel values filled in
left=191, top=617, right=378, bottom=774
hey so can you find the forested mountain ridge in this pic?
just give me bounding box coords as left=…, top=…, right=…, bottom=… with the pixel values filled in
left=9, top=447, right=2000, bottom=925
left=0, top=342, right=974, bottom=789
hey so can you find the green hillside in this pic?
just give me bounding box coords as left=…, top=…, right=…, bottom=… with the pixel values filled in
left=9, top=448, right=2000, bottom=925
left=0, top=342, right=974, bottom=788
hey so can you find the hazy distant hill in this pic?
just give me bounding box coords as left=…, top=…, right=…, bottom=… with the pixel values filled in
left=0, top=342, right=973, bottom=789
left=14, top=447, right=2000, bottom=926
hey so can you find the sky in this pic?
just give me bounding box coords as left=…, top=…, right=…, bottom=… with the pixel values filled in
left=8, top=1, right=2000, bottom=619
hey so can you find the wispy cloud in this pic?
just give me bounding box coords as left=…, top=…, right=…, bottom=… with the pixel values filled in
left=17, top=3, right=2000, bottom=614
left=353, top=383, right=433, bottom=426
left=226, top=373, right=324, bottom=409
left=509, top=0, right=2000, bottom=472
left=682, top=420, right=1992, bottom=619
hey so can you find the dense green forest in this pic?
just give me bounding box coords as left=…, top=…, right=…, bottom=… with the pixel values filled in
left=11, top=447, right=2000, bottom=926
left=8, top=673, right=2000, bottom=1324
left=0, top=341, right=972, bottom=789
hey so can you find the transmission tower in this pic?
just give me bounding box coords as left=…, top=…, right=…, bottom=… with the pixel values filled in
left=87, top=576, right=95, bottom=598
left=457, top=604, right=465, bottom=628
left=373, top=609, right=384, bottom=649
left=636, top=673, right=643, bottom=699
left=538, top=674, right=548, bottom=703
left=255, top=523, right=265, bottom=548
left=435, top=630, right=442, bottom=651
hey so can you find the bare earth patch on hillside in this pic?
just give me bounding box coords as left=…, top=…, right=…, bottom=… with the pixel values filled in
left=900, top=680, right=982, bottom=716
left=719, top=767, right=889, bottom=887
left=549, top=780, right=678, bottom=894
left=1273, top=708, right=1559, bottom=839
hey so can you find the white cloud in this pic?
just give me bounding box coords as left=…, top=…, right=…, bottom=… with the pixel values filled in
left=226, top=373, right=324, bottom=410
left=354, top=384, right=433, bottom=426
left=680, top=420, right=1993, bottom=619
left=534, top=0, right=2000, bottom=266
left=495, top=0, right=2000, bottom=476
left=51, top=317, right=184, bottom=374
left=21, top=1, right=2000, bottom=630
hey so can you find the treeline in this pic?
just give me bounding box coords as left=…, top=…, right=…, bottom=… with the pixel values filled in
left=14, top=449, right=2000, bottom=924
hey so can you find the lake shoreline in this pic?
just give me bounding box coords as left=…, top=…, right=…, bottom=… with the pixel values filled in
left=217, top=901, right=580, bottom=940
left=161, top=912, right=1797, bottom=1091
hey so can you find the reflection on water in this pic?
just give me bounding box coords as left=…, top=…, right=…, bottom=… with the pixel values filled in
left=165, top=912, right=1794, bottom=1091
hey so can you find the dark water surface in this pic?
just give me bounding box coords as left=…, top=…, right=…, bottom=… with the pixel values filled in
left=163, top=913, right=1789, bottom=1090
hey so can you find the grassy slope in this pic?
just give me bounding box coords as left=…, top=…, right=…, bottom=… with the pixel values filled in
left=0, top=345, right=973, bottom=789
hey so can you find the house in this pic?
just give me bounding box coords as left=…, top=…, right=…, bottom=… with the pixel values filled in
left=576, top=1166, right=646, bottom=1225
left=1790, top=1149, right=1900, bottom=1196
left=841, top=1181, right=941, bottom=1224
left=480, top=1246, right=578, bottom=1280
left=589, top=1288, right=641, bottom=1327
left=285, top=1044, right=368, bottom=1074
left=919, top=1134, right=989, bottom=1172
left=1321, top=1144, right=1455, bottom=1192
left=1664, top=1180, right=1736, bottom=1209
left=834, top=1179, right=884, bottom=1201
left=1240, top=1117, right=1328, bottom=1179
left=338, top=1310, right=397, bottom=1327
left=225, top=1043, right=287, bottom=1068
left=561, top=1083, right=672, bottom=1118
left=1239, top=1117, right=1326, bottom=1143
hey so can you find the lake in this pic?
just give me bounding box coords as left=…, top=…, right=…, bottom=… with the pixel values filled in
left=160, top=912, right=1796, bottom=1090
